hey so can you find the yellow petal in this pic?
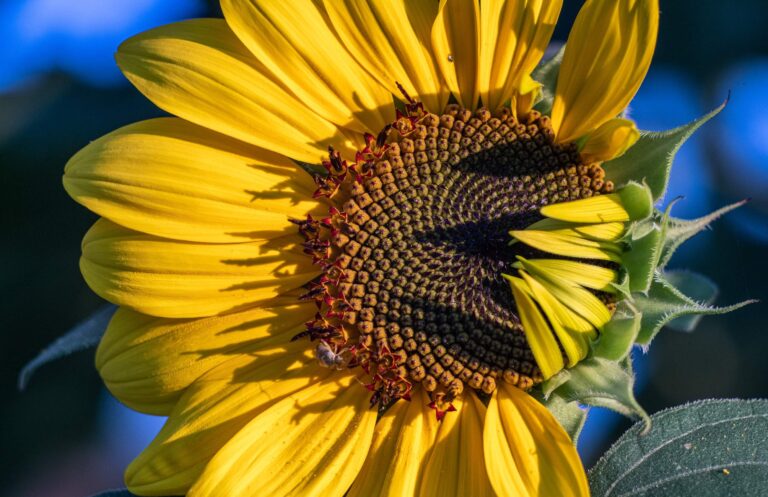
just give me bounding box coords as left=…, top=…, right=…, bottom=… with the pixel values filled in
left=81, top=219, right=316, bottom=318
left=518, top=263, right=612, bottom=331
left=420, top=393, right=496, bottom=497
left=348, top=389, right=439, bottom=497
left=432, top=0, right=481, bottom=109
left=512, top=76, right=542, bottom=118
left=551, top=0, right=659, bottom=142
left=64, top=118, right=323, bottom=244
left=479, top=0, right=562, bottom=111
left=520, top=272, right=590, bottom=366
left=96, top=303, right=315, bottom=414
left=580, top=118, right=640, bottom=163
left=484, top=383, right=589, bottom=497
left=519, top=258, right=617, bottom=293
left=189, top=373, right=377, bottom=497
left=510, top=229, right=623, bottom=262
left=540, top=193, right=630, bottom=223
left=116, top=18, right=357, bottom=163
left=524, top=218, right=626, bottom=242
left=127, top=350, right=328, bottom=496
left=221, top=0, right=393, bottom=134
left=505, top=275, right=563, bottom=379
left=324, top=0, right=448, bottom=114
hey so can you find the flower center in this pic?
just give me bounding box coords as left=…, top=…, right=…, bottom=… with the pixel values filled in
left=295, top=103, right=612, bottom=407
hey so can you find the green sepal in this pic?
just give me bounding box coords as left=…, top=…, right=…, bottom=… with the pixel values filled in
left=634, top=270, right=756, bottom=345
left=615, top=182, right=661, bottom=293
left=595, top=313, right=643, bottom=361
left=623, top=224, right=663, bottom=293
left=533, top=390, right=588, bottom=445
left=617, top=181, right=654, bottom=221
left=19, top=304, right=116, bottom=390
left=546, top=356, right=650, bottom=431
left=532, top=45, right=564, bottom=116
left=603, top=102, right=725, bottom=202
left=541, top=368, right=572, bottom=398
left=659, top=199, right=748, bottom=268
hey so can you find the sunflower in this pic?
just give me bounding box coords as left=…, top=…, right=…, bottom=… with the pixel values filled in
left=63, top=1, right=661, bottom=496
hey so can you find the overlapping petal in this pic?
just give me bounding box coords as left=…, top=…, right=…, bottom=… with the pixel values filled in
left=81, top=219, right=316, bottom=318
left=115, top=19, right=358, bottom=163
left=126, top=348, right=327, bottom=496
left=484, top=383, right=589, bottom=497
left=551, top=0, right=658, bottom=142
left=348, top=389, right=439, bottom=497
left=96, top=303, right=315, bottom=414
left=432, top=0, right=561, bottom=111
left=431, top=0, right=480, bottom=109
left=478, top=0, right=561, bottom=111
left=420, top=393, right=496, bottom=497
left=221, top=0, right=394, bottom=134
left=323, top=0, right=448, bottom=114
left=189, top=373, right=377, bottom=497
left=580, top=118, right=640, bottom=163
left=64, top=118, right=324, bottom=243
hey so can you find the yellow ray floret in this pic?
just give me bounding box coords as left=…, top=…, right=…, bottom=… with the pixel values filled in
left=523, top=218, right=626, bottom=241
left=509, top=229, right=623, bottom=262
left=541, top=193, right=630, bottom=223
left=484, top=383, right=590, bottom=497
left=540, top=183, right=653, bottom=223
left=551, top=0, right=658, bottom=143
left=505, top=274, right=564, bottom=379
left=521, top=272, right=590, bottom=366
left=580, top=118, right=640, bottom=163
left=516, top=257, right=618, bottom=293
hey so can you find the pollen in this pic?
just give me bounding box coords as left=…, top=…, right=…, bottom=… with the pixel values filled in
left=296, top=103, right=612, bottom=406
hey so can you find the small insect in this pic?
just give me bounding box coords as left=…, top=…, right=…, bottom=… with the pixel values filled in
left=447, top=54, right=454, bottom=62
left=315, top=340, right=348, bottom=370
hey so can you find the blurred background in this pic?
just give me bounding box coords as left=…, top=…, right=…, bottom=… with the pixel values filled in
left=2, top=1, right=766, bottom=495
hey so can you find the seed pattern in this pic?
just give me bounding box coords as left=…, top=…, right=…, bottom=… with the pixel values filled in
left=296, top=103, right=612, bottom=408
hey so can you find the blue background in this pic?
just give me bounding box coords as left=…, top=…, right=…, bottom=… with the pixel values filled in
left=2, top=1, right=767, bottom=495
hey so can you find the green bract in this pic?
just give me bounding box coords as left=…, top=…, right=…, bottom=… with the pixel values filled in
left=530, top=51, right=754, bottom=441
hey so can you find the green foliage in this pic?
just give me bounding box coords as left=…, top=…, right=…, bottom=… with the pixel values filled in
left=535, top=390, right=588, bottom=444
left=632, top=271, right=755, bottom=346
left=659, top=200, right=748, bottom=268
left=532, top=45, right=564, bottom=116
left=544, top=357, right=649, bottom=431
left=603, top=103, right=725, bottom=202
left=595, top=314, right=642, bottom=361
left=18, top=304, right=115, bottom=390
left=589, top=399, right=768, bottom=497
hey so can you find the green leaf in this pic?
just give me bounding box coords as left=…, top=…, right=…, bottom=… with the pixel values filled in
left=550, top=357, right=649, bottom=430
left=659, top=200, right=748, bottom=268
left=595, top=314, right=643, bottom=361
left=534, top=390, right=588, bottom=445
left=603, top=102, right=725, bottom=201
left=18, top=304, right=116, bottom=390
left=532, top=45, right=564, bottom=116
left=634, top=271, right=755, bottom=345
left=589, top=399, right=768, bottom=497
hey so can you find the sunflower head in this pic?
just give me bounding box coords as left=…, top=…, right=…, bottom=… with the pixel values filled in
left=60, top=1, right=751, bottom=496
